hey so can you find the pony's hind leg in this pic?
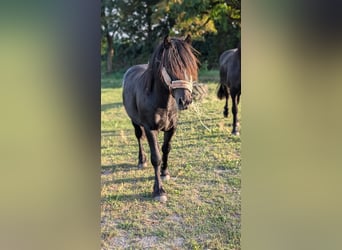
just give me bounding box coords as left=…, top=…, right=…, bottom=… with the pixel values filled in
left=217, top=84, right=229, bottom=117
left=161, top=127, right=176, bottom=181
left=222, top=85, right=230, bottom=118
left=231, top=91, right=240, bottom=135
left=224, top=93, right=229, bottom=118
left=132, top=122, right=147, bottom=168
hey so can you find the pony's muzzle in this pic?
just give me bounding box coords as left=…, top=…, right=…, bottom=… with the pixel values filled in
left=177, top=96, right=192, bottom=110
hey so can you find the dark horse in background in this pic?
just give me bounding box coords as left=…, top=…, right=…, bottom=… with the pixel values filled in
left=217, top=47, right=241, bottom=135
left=122, top=35, right=199, bottom=202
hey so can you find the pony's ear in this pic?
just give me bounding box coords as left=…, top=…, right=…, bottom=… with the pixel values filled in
left=163, top=35, right=171, bottom=48
left=184, top=34, right=192, bottom=44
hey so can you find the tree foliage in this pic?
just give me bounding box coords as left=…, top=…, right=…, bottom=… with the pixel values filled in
left=101, top=0, right=240, bottom=72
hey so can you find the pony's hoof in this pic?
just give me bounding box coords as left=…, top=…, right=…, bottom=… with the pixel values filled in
left=223, top=108, right=229, bottom=117
left=138, top=162, right=147, bottom=169
left=154, top=195, right=167, bottom=203
left=161, top=174, right=170, bottom=181
left=232, top=131, right=240, bottom=136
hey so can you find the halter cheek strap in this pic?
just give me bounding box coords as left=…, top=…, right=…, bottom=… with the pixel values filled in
left=161, top=67, right=193, bottom=93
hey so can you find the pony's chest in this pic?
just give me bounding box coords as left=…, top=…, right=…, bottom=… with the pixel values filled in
left=154, top=108, right=177, bottom=131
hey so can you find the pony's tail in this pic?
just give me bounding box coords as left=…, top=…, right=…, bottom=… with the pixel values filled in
left=217, top=83, right=228, bottom=100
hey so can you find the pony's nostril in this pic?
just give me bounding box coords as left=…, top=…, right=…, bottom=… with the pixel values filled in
left=178, top=98, right=184, bottom=106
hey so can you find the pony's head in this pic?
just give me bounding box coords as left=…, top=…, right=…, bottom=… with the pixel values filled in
left=149, top=35, right=199, bottom=110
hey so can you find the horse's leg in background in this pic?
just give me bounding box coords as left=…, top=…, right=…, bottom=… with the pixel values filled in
left=161, top=127, right=176, bottom=181
left=132, top=122, right=147, bottom=168
left=217, top=82, right=229, bottom=117
left=223, top=86, right=229, bottom=117
left=236, top=91, right=241, bottom=128
left=231, top=90, right=240, bottom=135
left=144, top=129, right=167, bottom=202
left=223, top=85, right=230, bottom=117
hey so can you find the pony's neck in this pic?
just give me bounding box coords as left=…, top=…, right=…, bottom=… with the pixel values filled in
left=154, top=77, right=171, bottom=96
left=144, top=66, right=170, bottom=94
left=143, top=68, right=173, bottom=107
left=151, top=74, right=175, bottom=109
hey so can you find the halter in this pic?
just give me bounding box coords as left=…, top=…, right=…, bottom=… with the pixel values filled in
left=161, top=67, right=193, bottom=93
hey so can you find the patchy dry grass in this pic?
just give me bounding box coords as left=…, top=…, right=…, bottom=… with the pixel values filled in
left=101, top=70, right=241, bottom=249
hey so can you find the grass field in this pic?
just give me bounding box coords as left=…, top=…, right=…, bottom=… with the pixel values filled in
left=101, top=70, right=241, bottom=249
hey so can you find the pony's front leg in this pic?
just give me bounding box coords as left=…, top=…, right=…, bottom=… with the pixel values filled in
left=161, top=127, right=176, bottom=181
left=144, top=129, right=167, bottom=202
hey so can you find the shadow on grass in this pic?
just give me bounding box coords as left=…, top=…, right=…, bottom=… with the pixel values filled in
left=102, top=163, right=155, bottom=202
left=102, top=175, right=154, bottom=188
left=101, top=102, right=123, bottom=111
left=102, top=164, right=154, bottom=182
left=102, top=163, right=135, bottom=171
left=103, top=192, right=153, bottom=202
left=101, top=129, right=132, bottom=137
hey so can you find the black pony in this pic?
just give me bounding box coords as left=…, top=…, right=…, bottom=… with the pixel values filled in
left=122, top=35, right=199, bottom=202
left=217, top=47, right=241, bottom=135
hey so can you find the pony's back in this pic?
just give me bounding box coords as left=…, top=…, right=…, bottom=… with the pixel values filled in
left=122, top=64, right=148, bottom=125
left=219, top=48, right=240, bottom=89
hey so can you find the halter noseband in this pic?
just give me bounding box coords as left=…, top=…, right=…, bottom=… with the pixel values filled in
left=161, top=67, right=193, bottom=93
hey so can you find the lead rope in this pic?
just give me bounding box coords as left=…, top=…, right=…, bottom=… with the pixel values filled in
left=191, top=101, right=211, bottom=132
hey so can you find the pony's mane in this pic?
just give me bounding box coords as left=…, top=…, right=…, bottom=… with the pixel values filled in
left=236, top=46, right=241, bottom=60
left=143, top=36, right=199, bottom=92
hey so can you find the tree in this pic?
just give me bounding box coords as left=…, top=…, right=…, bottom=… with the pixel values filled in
left=101, top=0, right=117, bottom=73
left=166, top=0, right=241, bottom=68
left=101, top=0, right=241, bottom=71
left=167, top=0, right=240, bottom=39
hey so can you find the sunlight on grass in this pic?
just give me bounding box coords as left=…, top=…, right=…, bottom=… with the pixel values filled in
left=101, top=71, right=241, bottom=249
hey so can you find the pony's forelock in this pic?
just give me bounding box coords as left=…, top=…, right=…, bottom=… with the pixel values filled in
left=149, top=37, right=199, bottom=82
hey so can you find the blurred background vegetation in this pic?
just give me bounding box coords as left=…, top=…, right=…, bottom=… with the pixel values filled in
left=101, top=0, right=240, bottom=73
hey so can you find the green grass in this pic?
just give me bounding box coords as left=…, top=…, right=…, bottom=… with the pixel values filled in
left=101, top=70, right=241, bottom=249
